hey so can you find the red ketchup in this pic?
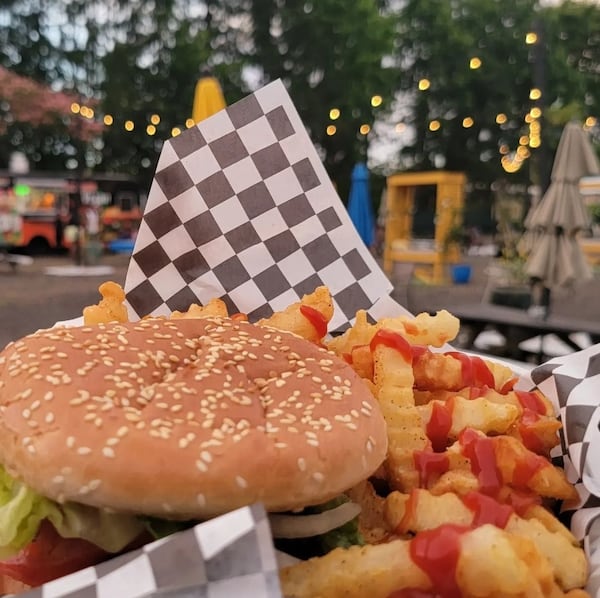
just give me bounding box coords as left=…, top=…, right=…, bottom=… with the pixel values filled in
left=447, top=352, right=495, bottom=388
left=426, top=400, right=453, bottom=452
left=514, top=390, right=548, bottom=415
left=414, top=451, right=450, bottom=487
left=370, top=329, right=412, bottom=363
left=299, top=305, right=328, bottom=338
left=458, top=429, right=502, bottom=496
left=461, top=491, right=514, bottom=528
left=408, top=524, right=467, bottom=598
left=517, top=409, right=545, bottom=454
left=512, top=450, right=547, bottom=488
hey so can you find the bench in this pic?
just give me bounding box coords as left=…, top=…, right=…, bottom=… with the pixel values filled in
left=437, top=302, right=600, bottom=363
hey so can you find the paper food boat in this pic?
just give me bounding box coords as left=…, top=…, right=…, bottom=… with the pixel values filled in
left=14, top=80, right=600, bottom=597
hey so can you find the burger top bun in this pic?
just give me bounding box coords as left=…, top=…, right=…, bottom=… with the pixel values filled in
left=0, top=317, right=387, bottom=518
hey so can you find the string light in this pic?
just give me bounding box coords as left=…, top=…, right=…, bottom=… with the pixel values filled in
left=529, top=88, right=542, bottom=100
left=585, top=116, right=597, bottom=127
left=429, top=120, right=441, bottom=131
left=326, top=125, right=336, bottom=136
left=525, top=32, right=538, bottom=44
left=462, top=117, right=474, bottom=128
left=329, top=108, right=340, bottom=120
left=124, top=120, right=134, bottom=131
left=171, top=127, right=181, bottom=137
left=359, top=124, right=371, bottom=135
left=524, top=114, right=534, bottom=123
left=371, top=95, right=382, bottom=107
left=530, top=107, right=542, bottom=119
left=519, top=135, right=529, bottom=145
left=469, top=57, right=482, bottom=69
left=499, top=144, right=509, bottom=155
left=150, top=114, right=160, bottom=125
left=146, top=124, right=156, bottom=135
left=103, top=115, right=113, bottom=126
left=70, top=102, right=80, bottom=114
left=496, top=113, right=507, bottom=124
left=418, top=78, right=430, bottom=91
left=185, top=118, right=195, bottom=128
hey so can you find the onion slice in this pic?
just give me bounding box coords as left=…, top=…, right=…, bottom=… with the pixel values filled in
left=269, top=501, right=361, bottom=539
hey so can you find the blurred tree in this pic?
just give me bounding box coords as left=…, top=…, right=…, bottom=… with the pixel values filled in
left=393, top=0, right=538, bottom=191
left=249, top=0, right=397, bottom=200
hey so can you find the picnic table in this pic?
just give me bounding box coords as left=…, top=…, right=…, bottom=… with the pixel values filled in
left=434, top=302, right=600, bottom=363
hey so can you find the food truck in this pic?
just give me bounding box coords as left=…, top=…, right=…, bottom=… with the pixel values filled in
left=0, top=172, right=144, bottom=252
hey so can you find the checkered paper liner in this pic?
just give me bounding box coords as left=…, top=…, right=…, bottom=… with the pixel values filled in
left=19, top=504, right=283, bottom=598
left=519, top=347, right=600, bottom=596
left=123, top=79, right=410, bottom=329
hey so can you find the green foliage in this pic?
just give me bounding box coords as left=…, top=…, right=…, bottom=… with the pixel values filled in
left=249, top=0, right=397, bottom=200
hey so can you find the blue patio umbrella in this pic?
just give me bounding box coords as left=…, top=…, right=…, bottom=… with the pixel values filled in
left=347, top=163, right=375, bottom=247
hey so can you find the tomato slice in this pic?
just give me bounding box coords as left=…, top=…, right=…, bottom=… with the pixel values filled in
left=0, top=520, right=109, bottom=587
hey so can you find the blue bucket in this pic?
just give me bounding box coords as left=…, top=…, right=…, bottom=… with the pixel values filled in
left=451, top=264, right=472, bottom=284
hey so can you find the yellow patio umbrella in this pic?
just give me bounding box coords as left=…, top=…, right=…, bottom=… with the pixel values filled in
left=192, top=73, right=226, bottom=123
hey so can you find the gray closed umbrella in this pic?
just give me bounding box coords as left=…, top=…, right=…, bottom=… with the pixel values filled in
left=523, top=121, right=599, bottom=308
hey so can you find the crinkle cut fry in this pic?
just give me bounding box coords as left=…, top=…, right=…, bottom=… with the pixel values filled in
left=418, top=395, right=520, bottom=440
left=412, top=350, right=514, bottom=392
left=385, top=489, right=588, bottom=591
left=372, top=342, right=428, bottom=491
left=326, top=309, right=460, bottom=366
left=257, top=285, right=334, bottom=343
left=279, top=523, right=582, bottom=598
left=427, top=431, right=578, bottom=501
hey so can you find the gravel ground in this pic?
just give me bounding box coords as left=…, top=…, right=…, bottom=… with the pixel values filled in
left=0, top=252, right=129, bottom=348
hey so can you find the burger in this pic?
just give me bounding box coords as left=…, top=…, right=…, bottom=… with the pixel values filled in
left=0, top=315, right=387, bottom=591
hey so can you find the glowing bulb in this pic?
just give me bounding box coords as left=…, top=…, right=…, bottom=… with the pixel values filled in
left=496, top=113, right=507, bottom=125
left=585, top=116, right=597, bottom=128
left=371, top=95, right=383, bottom=107
left=462, top=117, right=474, bottom=128
left=103, top=115, right=113, bottom=126
left=469, top=57, right=482, bottom=69
left=150, top=114, right=160, bottom=125
left=146, top=124, right=156, bottom=135
left=185, top=118, right=195, bottom=128
left=524, top=114, right=533, bottom=124
left=519, top=135, right=529, bottom=145
left=429, top=120, right=441, bottom=131
left=525, top=32, right=538, bottom=44
left=70, top=102, right=80, bottom=114
left=499, top=144, right=509, bottom=155
left=171, top=127, right=181, bottom=137
left=86, top=108, right=94, bottom=119
left=530, top=107, right=542, bottom=119
left=124, top=120, right=134, bottom=131
left=529, top=88, right=542, bottom=100
left=418, top=79, right=430, bottom=91
left=329, top=108, right=340, bottom=120
left=326, top=125, right=337, bottom=136
left=359, top=124, right=371, bottom=135
left=529, top=137, right=541, bottom=148
left=516, top=146, right=530, bottom=158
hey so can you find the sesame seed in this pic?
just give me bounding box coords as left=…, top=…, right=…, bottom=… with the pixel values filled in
left=312, top=472, right=325, bottom=483
left=297, top=457, right=307, bottom=471
left=66, top=436, right=75, bottom=448
left=45, top=412, right=55, bottom=424
left=102, top=447, right=115, bottom=458
left=195, top=460, right=208, bottom=472
left=77, top=447, right=92, bottom=455
left=236, top=475, right=248, bottom=488
left=52, top=475, right=64, bottom=485
left=196, top=493, right=206, bottom=507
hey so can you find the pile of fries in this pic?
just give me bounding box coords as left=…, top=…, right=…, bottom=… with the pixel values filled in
left=83, top=282, right=589, bottom=598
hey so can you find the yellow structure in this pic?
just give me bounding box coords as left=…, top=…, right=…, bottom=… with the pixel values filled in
left=192, top=76, right=226, bottom=123
left=383, top=170, right=466, bottom=284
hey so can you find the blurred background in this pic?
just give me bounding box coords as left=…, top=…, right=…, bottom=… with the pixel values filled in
left=2, top=0, right=600, bottom=359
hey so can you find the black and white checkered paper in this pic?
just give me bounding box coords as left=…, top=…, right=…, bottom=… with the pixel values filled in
left=20, top=505, right=282, bottom=598
left=123, top=79, right=407, bottom=330
left=519, top=348, right=600, bottom=596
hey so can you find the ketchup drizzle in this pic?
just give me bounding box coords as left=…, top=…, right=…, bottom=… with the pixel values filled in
left=426, top=401, right=453, bottom=452
left=458, top=429, right=502, bottom=496
left=370, top=329, right=412, bottom=362
left=299, top=305, right=328, bottom=338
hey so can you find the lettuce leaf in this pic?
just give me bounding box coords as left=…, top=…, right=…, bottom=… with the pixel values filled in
left=0, top=466, right=145, bottom=558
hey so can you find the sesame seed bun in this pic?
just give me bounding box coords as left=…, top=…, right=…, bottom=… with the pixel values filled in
left=0, top=317, right=387, bottom=519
